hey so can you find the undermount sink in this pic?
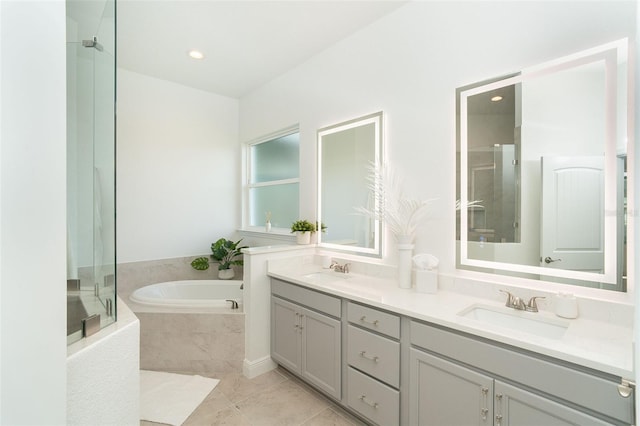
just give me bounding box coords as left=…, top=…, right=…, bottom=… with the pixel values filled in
left=302, top=271, right=352, bottom=283
left=458, top=304, right=569, bottom=339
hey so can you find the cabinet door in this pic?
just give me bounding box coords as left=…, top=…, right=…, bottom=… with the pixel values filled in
left=409, top=348, right=494, bottom=426
left=301, top=307, right=341, bottom=399
left=495, top=381, right=613, bottom=426
left=271, top=296, right=301, bottom=373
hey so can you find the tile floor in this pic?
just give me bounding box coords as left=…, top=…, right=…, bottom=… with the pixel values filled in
left=141, top=367, right=368, bottom=426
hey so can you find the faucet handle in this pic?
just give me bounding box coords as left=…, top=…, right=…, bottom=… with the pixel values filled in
left=526, top=296, right=545, bottom=312
left=499, top=290, right=515, bottom=307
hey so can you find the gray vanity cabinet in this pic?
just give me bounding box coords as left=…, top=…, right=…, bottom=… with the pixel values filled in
left=495, top=381, right=611, bottom=426
left=272, top=296, right=303, bottom=372
left=410, top=320, right=629, bottom=426
left=409, top=348, right=611, bottom=426
left=270, top=278, right=633, bottom=426
left=346, top=302, right=401, bottom=425
left=409, top=348, right=494, bottom=426
left=271, top=280, right=342, bottom=399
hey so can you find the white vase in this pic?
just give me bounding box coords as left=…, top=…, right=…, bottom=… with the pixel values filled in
left=397, top=242, right=414, bottom=289
left=296, top=231, right=311, bottom=244
left=265, top=222, right=271, bottom=232
left=218, top=268, right=235, bottom=280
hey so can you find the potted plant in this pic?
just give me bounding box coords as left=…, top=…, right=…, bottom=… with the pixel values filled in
left=290, top=220, right=316, bottom=244
left=190, top=238, right=247, bottom=279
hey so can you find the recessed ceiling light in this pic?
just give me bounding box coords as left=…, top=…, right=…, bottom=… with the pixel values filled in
left=491, top=95, right=503, bottom=102
left=188, top=50, right=204, bottom=60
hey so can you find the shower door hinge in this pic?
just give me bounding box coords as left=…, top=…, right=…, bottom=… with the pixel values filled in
left=512, top=159, right=519, bottom=166
left=67, top=278, right=80, bottom=291
left=104, top=274, right=115, bottom=287
left=82, top=314, right=101, bottom=338
left=82, top=36, right=103, bottom=52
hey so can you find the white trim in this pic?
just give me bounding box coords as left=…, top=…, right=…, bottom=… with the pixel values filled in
left=243, top=356, right=278, bottom=379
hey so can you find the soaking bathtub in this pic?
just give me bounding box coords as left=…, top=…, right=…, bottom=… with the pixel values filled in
left=129, top=279, right=243, bottom=310
left=130, top=279, right=245, bottom=375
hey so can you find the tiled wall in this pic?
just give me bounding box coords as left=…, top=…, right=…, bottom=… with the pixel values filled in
left=138, top=311, right=245, bottom=377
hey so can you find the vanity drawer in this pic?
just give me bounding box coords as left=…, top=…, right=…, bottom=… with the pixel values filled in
left=348, top=302, right=400, bottom=339
left=271, top=279, right=341, bottom=318
left=347, top=367, right=399, bottom=426
left=347, top=325, right=399, bottom=388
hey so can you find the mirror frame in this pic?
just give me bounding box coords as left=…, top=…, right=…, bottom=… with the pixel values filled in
left=458, top=39, right=628, bottom=285
left=317, top=111, right=383, bottom=257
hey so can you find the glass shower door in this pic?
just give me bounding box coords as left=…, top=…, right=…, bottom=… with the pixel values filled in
left=66, top=0, right=116, bottom=344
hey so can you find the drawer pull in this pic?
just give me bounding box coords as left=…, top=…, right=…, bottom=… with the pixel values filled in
left=359, top=350, right=379, bottom=363
left=359, top=395, right=379, bottom=409
left=360, top=316, right=379, bottom=326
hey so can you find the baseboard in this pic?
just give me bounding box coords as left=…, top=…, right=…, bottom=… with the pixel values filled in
left=243, top=356, right=277, bottom=379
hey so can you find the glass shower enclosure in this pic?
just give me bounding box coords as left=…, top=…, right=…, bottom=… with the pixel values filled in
left=66, top=0, right=116, bottom=344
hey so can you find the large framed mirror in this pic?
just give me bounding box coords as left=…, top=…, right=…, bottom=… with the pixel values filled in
left=457, top=39, right=629, bottom=291
left=317, top=112, right=383, bottom=257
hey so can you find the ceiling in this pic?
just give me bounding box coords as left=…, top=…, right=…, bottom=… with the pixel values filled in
left=116, top=1, right=407, bottom=98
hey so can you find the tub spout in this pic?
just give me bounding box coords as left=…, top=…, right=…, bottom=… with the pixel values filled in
left=240, top=283, right=244, bottom=290
left=226, top=299, right=239, bottom=309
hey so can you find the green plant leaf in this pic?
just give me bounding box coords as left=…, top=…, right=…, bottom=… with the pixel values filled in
left=190, top=257, right=210, bottom=271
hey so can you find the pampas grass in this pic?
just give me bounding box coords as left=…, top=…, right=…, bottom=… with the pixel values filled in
left=355, top=163, right=436, bottom=243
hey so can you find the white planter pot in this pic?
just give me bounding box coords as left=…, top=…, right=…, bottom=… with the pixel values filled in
left=296, top=231, right=311, bottom=245
left=218, top=268, right=235, bottom=280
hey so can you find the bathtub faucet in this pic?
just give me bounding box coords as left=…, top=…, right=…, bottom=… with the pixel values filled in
left=226, top=299, right=239, bottom=309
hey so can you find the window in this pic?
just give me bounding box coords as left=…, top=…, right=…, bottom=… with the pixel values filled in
left=245, top=127, right=300, bottom=230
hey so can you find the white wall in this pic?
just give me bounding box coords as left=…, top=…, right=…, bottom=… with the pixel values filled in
left=239, top=1, right=636, bottom=270
left=67, top=299, right=140, bottom=426
left=117, top=69, right=240, bottom=263
left=0, top=1, right=67, bottom=423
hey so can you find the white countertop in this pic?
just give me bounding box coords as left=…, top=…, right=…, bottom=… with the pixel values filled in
left=268, top=264, right=634, bottom=379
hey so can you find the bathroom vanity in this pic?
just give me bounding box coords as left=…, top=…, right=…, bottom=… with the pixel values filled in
left=268, top=263, right=634, bottom=426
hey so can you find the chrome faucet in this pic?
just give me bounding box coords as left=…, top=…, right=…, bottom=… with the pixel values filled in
left=500, top=290, right=545, bottom=312
left=330, top=261, right=350, bottom=273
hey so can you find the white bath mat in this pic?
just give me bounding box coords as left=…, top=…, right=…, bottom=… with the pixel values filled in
left=140, top=370, right=219, bottom=426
